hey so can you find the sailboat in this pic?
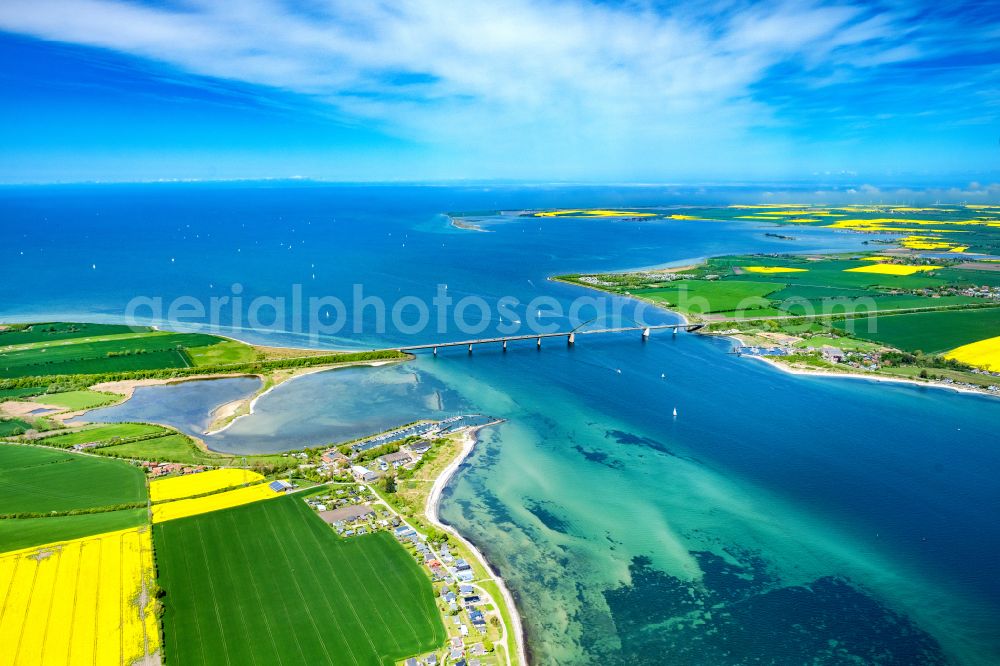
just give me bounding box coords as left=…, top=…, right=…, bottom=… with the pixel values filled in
left=672, top=407, right=678, bottom=418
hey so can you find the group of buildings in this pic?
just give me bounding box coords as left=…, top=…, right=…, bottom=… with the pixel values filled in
left=392, top=527, right=493, bottom=666
left=139, top=461, right=209, bottom=478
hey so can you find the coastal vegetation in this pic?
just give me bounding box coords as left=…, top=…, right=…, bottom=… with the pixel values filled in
left=550, top=203, right=1000, bottom=394
left=154, top=495, right=445, bottom=665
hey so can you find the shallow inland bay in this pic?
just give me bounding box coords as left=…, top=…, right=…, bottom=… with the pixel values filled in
left=4, top=184, right=1000, bottom=664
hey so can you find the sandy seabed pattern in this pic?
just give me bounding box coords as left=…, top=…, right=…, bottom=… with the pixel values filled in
left=0, top=526, right=159, bottom=666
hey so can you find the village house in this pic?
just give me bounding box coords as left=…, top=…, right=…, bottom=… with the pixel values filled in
left=350, top=465, right=378, bottom=482
left=376, top=450, right=413, bottom=471
left=820, top=346, right=846, bottom=363
left=321, top=450, right=349, bottom=467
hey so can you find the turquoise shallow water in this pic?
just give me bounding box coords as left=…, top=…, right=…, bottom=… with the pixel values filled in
left=3, top=184, right=999, bottom=664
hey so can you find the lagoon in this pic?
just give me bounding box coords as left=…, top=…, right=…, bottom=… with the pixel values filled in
left=4, top=183, right=999, bottom=664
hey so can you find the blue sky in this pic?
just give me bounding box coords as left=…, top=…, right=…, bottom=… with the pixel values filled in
left=0, top=0, right=998, bottom=184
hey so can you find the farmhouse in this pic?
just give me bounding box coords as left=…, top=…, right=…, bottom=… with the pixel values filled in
left=319, top=504, right=376, bottom=524
left=269, top=479, right=294, bottom=493
left=351, top=465, right=378, bottom=482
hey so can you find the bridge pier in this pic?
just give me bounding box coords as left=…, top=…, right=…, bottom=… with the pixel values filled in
left=568, top=332, right=575, bottom=345
left=536, top=337, right=542, bottom=349
left=642, top=327, right=650, bottom=340
left=502, top=340, right=507, bottom=352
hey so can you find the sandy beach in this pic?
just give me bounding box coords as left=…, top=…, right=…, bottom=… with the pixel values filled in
left=425, top=426, right=528, bottom=666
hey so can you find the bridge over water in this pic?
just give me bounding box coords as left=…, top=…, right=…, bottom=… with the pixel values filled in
left=397, top=323, right=704, bottom=355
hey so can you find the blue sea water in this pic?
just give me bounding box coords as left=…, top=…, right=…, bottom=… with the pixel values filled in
left=2, top=183, right=999, bottom=664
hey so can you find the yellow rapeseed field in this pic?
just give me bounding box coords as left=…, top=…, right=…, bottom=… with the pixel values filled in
left=151, top=482, right=281, bottom=523
left=844, top=264, right=939, bottom=276
left=743, top=266, right=808, bottom=274
left=944, top=336, right=1000, bottom=372
left=0, top=527, right=159, bottom=666
left=535, top=209, right=656, bottom=217
left=149, top=467, right=264, bottom=503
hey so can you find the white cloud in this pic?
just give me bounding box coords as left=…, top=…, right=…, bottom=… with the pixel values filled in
left=0, top=0, right=974, bottom=178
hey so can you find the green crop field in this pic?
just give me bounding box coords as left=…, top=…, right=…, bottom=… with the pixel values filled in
left=777, top=294, right=980, bottom=316
left=96, top=433, right=208, bottom=463
left=0, top=507, right=147, bottom=553
left=835, top=307, right=1000, bottom=353
left=0, top=322, right=145, bottom=346
left=0, top=386, right=45, bottom=400
left=154, top=495, right=445, bottom=666
left=31, top=389, right=121, bottom=411
left=35, top=423, right=168, bottom=447
left=0, top=326, right=252, bottom=378
left=634, top=280, right=784, bottom=313
left=186, top=339, right=259, bottom=366
left=0, top=444, right=147, bottom=514
left=0, top=419, right=32, bottom=437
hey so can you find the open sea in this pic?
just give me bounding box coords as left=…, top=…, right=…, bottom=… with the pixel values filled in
left=2, top=183, right=999, bottom=665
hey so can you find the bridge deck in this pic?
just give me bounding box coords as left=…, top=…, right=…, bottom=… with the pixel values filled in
left=397, top=323, right=702, bottom=351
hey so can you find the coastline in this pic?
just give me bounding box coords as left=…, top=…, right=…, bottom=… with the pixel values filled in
left=742, top=351, right=999, bottom=399
left=553, top=271, right=1000, bottom=400
left=204, top=358, right=404, bottom=435
left=425, top=425, right=528, bottom=666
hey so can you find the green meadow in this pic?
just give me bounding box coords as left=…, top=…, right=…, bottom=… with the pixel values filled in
left=0, top=322, right=143, bottom=346
left=633, top=280, right=784, bottom=314
left=0, top=321, right=257, bottom=379
left=154, top=495, right=445, bottom=666
left=0, top=444, right=146, bottom=514
left=33, top=422, right=168, bottom=447
left=0, top=418, right=32, bottom=437
left=834, top=307, right=1000, bottom=354
left=30, top=389, right=121, bottom=411
left=0, top=507, right=147, bottom=552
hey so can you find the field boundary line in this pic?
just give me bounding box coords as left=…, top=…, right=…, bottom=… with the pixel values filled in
left=210, top=516, right=259, bottom=666
left=0, top=555, right=24, bottom=650
left=244, top=515, right=312, bottom=665
left=194, top=520, right=234, bottom=666
left=168, top=527, right=207, bottom=663
left=288, top=501, right=382, bottom=665
left=333, top=539, right=406, bottom=654
left=91, top=538, right=104, bottom=663
left=354, top=538, right=422, bottom=647
left=11, top=542, right=43, bottom=665
left=37, top=539, right=66, bottom=666
left=366, top=537, right=439, bottom=642
left=224, top=511, right=280, bottom=666
left=64, top=541, right=84, bottom=665
left=261, top=505, right=340, bottom=665
left=119, top=533, right=126, bottom=665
